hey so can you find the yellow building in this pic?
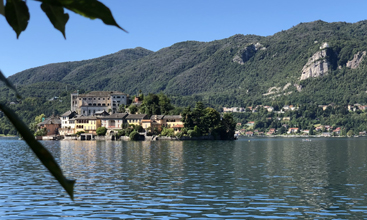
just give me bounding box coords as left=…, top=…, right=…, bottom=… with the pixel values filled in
left=164, top=115, right=183, bottom=128
left=143, top=115, right=184, bottom=133
left=126, top=114, right=148, bottom=126
left=75, top=116, right=101, bottom=134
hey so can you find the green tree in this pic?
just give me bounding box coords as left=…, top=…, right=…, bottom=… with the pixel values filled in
left=158, top=93, right=174, bottom=114
left=309, top=126, right=315, bottom=135
left=181, top=106, right=194, bottom=128
left=278, top=126, right=286, bottom=134
left=141, top=93, right=161, bottom=115
left=117, top=105, right=125, bottom=113
left=129, top=105, right=138, bottom=114
left=29, top=113, right=45, bottom=132
left=347, top=129, right=354, bottom=137
left=219, top=113, right=236, bottom=140
left=34, top=127, right=47, bottom=136
left=202, top=107, right=221, bottom=134
left=160, top=127, right=175, bottom=137
left=129, top=130, right=139, bottom=140
left=96, top=127, right=107, bottom=136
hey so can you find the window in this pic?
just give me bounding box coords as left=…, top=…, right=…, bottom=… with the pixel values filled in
left=79, top=98, right=81, bottom=100
left=117, top=96, right=120, bottom=98
left=98, top=103, right=101, bottom=106
left=93, top=104, right=96, bottom=106
left=88, top=103, right=92, bottom=106
left=103, top=98, right=105, bottom=100
left=102, top=104, right=106, bottom=106
left=98, top=98, right=100, bottom=100
left=83, top=98, right=86, bottom=100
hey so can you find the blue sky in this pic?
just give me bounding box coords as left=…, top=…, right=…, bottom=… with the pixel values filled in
left=1, top=0, right=367, bottom=77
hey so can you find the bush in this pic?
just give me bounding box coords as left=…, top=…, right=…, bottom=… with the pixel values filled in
left=76, top=131, right=85, bottom=136
left=96, top=127, right=107, bottom=136
left=124, top=127, right=133, bottom=136
left=34, top=127, right=47, bottom=136
left=160, top=127, right=175, bottom=137
left=176, top=131, right=184, bottom=139
left=135, top=125, right=144, bottom=132
left=193, top=125, right=202, bottom=136
left=117, top=129, right=125, bottom=137
left=187, top=130, right=197, bottom=138
left=129, top=131, right=139, bottom=140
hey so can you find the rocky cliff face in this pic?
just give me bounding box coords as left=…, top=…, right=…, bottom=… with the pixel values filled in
left=300, top=49, right=329, bottom=80
left=233, top=43, right=265, bottom=64
left=346, top=51, right=366, bottom=69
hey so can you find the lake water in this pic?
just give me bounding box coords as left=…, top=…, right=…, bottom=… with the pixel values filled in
left=1, top=137, right=367, bottom=219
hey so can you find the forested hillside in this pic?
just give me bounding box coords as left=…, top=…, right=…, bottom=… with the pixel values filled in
left=2, top=20, right=367, bottom=134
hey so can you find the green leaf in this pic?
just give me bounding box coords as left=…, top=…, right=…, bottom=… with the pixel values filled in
left=0, top=70, right=21, bottom=99
left=41, top=3, right=69, bottom=38
left=5, top=0, right=30, bottom=38
left=0, top=103, right=76, bottom=200
left=0, top=0, right=5, bottom=16
left=36, top=0, right=126, bottom=32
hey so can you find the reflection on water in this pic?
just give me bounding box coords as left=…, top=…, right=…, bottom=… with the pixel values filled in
left=1, top=137, right=367, bottom=219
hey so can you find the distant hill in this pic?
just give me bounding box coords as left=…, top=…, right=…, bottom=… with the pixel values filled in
left=3, top=20, right=367, bottom=117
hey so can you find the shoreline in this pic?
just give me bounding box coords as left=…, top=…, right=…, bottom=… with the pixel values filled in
left=238, top=134, right=363, bottom=138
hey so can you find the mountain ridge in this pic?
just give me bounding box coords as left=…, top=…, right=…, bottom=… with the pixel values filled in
left=5, top=20, right=367, bottom=107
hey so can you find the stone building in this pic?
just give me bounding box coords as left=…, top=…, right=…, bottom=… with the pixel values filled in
left=71, top=91, right=128, bottom=116
left=37, top=116, right=61, bottom=136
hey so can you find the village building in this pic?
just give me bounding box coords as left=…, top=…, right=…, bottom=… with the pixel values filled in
left=315, top=126, right=323, bottom=132
left=165, top=115, right=184, bottom=133
left=142, top=115, right=184, bottom=133
left=287, top=127, right=299, bottom=134
left=71, top=91, right=128, bottom=116
left=59, top=110, right=78, bottom=136
left=318, top=105, right=329, bottom=110
left=100, top=113, right=128, bottom=130
left=75, top=116, right=100, bottom=134
left=60, top=110, right=78, bottom=129
left=333, top=127, right=341, bottom=135
left=94, top=110, right=110, bottom=117
left=264, top=106, right=274, bottom=112
left=267, top=128, right=276, bottom=135
left=126, top=114, right=148, bottom=126
left=143, top=115, right=164, bottom=132
left=37, top=116, right=61, bottom=136
left=223, top=107, right=245, bottom=113
left=324, top=125, right=331, bottom=131
left=246, top=121, right=255, bottom=127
